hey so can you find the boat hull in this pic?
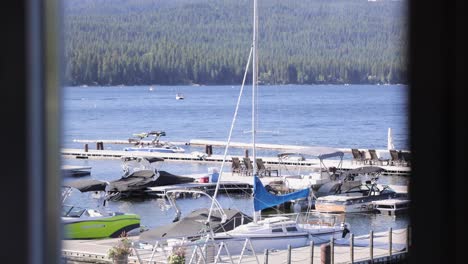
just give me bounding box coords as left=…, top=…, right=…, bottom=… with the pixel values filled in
left=315, top=202, right=375, bottom=213
left=63, top=214, right=140, bottom=239
left=212, top=229, right=343, bottom=254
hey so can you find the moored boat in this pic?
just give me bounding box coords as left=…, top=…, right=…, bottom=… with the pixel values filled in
left=62, top=205, right=140, bottom=239
left=314, top=181, right=405, bottom=213
left=61, top=186, right=141, bottom=239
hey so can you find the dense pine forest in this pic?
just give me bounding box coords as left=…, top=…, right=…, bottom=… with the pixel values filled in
left=64, top=0, right=408, bottom=86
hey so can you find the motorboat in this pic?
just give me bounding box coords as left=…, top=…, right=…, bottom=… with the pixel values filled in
left=65, top=156, right=195, bottom=200
left=62, top=204, right=141, bottom=239
left=61, top=186, right=140, bottom=239
left=314, top=179, right=406, bottom=213
left=176, top=93, right=184, bottom=100
left=124, top=131, right=185, bottom=153
left=139, top=190, right=252, bottom=246
left=372, top=199, right=410, bottom=216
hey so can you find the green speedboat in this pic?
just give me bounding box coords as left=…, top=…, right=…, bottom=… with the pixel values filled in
left=62, top=205, right=140, bottom=239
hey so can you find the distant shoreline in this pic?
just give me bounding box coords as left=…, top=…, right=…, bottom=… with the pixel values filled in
left=68, top=83, right=408, bottom=88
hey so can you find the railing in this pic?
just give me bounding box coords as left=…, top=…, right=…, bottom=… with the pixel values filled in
left=129, top=225, right=411, bottom=264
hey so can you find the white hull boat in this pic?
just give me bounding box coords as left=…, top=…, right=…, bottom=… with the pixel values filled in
left=211, top=216, right=346, bottom=253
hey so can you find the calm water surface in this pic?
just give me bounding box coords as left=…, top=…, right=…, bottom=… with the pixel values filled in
left=62, top=84, right=410, bottom=236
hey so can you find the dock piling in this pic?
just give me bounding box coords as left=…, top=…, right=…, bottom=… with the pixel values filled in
left=310, top=241, right=314, bottom=264
left=287, top=245, right=292, bottom=264
left=389, top=227, right=393, bottom=257
left=263, top=249, right=269, bottom=264
left=370, top=230, right=374, bottom=263
left=330, top=237, right=334, bottom=264
left=84, top=144, right=88, bottom=152
left=96, top=141, right=104, bottom=150
left=320, top=243, right=330, bottom=264
left=350, top=233, right=354, bottom=263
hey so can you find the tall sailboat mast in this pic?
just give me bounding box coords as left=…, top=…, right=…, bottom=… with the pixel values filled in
left=252, top=0, right=258, bottom=176
left=252, top=0, right=259, bottom=222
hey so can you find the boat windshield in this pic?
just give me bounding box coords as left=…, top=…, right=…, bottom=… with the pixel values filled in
left=62, top=205, right=86, bottom=217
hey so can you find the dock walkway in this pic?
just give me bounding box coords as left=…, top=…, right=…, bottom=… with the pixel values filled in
left=62, top=227, right=410, bottom=263
left=62, top=148, right=411, bottom=176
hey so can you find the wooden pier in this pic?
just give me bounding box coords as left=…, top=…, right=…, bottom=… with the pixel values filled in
left=62, top=148, right=411, bottom=176
left=62, top=227, right=410, bottom=263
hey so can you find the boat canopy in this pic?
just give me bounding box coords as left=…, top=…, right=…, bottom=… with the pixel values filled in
left=253, top=176, right=310, bottom=211
left=278, top=146, right=344, bottom=160
left=139, top=208, right=251, bottom=241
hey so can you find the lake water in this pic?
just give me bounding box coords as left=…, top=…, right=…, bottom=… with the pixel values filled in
left=62, top=84, right=410, bottom=236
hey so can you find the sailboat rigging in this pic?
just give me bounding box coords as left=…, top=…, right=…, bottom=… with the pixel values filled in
left=204, top=0, right=350, bottom=253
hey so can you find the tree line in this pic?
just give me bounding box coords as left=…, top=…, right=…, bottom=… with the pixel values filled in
left=64, top=0, right=408, bottom=85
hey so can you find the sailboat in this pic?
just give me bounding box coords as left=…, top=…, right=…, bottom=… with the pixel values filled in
left=204, top=0, right=349, bottom=253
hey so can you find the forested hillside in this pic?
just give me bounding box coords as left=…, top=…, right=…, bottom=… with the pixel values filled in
left=64, top=0, right=408, bottom=85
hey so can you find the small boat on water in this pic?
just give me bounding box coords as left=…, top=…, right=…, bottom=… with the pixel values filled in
left=124, top=131, right=185, bottom=153
left=61, top=186, right=140, bottom=239
left=175, top=93, right=184, bottom=100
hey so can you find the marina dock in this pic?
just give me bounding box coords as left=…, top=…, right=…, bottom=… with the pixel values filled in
left=62, top=227, right=410, bottom=263
left=62, top=148, right=411, bottom=176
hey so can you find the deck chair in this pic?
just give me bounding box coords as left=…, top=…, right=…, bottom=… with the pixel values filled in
left=243, top=157, right=254, bottom=176
left=231, top=157, right=245, bottom=175
left=256, top=158, right=279, bottom=177
left=399, top=151, right=411, bottom=167
left=368, top=149, right=389, bottom=165
left=389, top=150, right=402, bottom=166
left=351, top=149, right=365, bottom=165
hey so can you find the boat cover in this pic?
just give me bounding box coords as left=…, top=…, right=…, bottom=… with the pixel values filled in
left=107, top=170, right=195, bottom=192
left=65, top=179, right=107, bottom=192
left=139, top=208, right=251, bottom=241
left=66, top=170, right=195, bottom=193
left=253, top=176, right=310, bottom=211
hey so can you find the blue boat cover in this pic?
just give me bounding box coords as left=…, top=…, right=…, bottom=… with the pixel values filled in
left=253, top=176, right=310, bottom=211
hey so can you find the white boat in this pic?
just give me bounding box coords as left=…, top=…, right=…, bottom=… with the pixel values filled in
left=175, top=93, right=184, bottom=100
left=61, top=186, right=140, bottom=239
left=124, top=130, right=185, bottom=153
left=314, top=180, right=406, bottom=213
left=372, top=199, right=410, bottom=216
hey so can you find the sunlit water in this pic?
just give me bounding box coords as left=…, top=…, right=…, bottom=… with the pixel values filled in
left=62, top=84, right=410, bottom=236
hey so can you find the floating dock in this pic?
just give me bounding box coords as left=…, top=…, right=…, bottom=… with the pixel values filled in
left=62, top=148, right=411, bottom=176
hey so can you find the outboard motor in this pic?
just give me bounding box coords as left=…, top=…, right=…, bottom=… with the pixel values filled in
left=341, top=223, right=351, bottom=238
